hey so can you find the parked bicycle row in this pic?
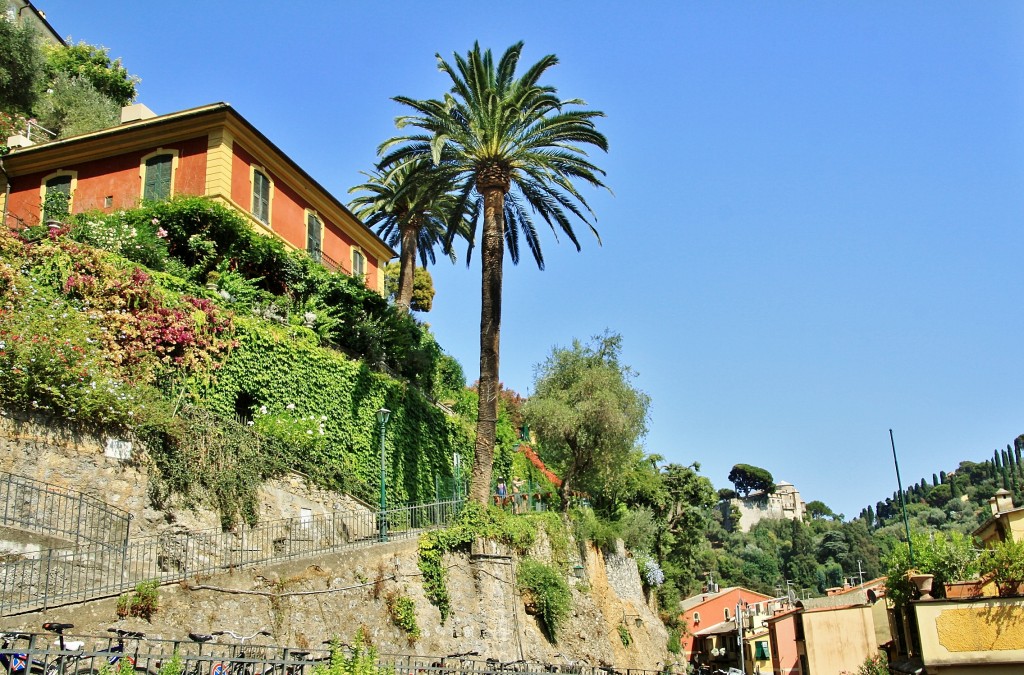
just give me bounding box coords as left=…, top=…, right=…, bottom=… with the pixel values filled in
left=0, top=625, right=678, bottom=675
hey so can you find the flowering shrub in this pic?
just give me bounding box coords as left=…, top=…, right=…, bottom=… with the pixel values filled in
left=635, top=551, right=666, bottom=587
left=0, top=294, right=165, bottom=427
left=69, top=211, right=169, bottom=270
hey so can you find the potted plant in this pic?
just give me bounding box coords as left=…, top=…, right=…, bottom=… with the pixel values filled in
left=979, top=538, right=1024, bottom=597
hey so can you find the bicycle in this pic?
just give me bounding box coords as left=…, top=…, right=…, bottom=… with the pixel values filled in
left=0, top=630, right=42, bottom=675
left=432, top=651, right=479, bottom=675
left=31, top=623, right=86, bottom=675
left=73, top=628, right=157, bottom=675
left=208, top=630, right=273, bottom=675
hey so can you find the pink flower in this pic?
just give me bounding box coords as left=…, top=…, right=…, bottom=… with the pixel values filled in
left=155, top=227, right=168, bottom=238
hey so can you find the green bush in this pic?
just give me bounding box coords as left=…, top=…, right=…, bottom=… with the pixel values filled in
left=116, top=580, right=159, bottom=620
left=313, top=631, right=393, bottom=675
left=386, top=592, right=421, bottom=641
left=517, top=558, right=571, bottom=642
left=979, top=537, right=1024, bottom=597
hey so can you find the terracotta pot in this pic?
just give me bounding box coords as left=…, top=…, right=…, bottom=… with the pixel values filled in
left=943, top=580, right=983, bottom=599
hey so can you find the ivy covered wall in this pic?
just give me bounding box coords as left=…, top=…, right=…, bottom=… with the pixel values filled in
left=201, top=319, right=472, bottom=507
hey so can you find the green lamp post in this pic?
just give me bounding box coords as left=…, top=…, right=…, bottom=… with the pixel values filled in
left=377, top=407, right=391, bottom=541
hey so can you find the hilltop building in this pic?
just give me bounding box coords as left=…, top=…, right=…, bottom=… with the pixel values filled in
left=722, top=480, right=807, bottom=532
left=1, top=102, right=393, bottom=293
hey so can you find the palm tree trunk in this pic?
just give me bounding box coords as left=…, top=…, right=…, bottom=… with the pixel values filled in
left=469, top=186, right=505, bottom=505
left=395, top=221, right=418, bottom=310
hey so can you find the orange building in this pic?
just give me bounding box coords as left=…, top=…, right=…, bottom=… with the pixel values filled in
left=680, top=585, right=772, bottom=666
left=0, top=103, right=393, bottom=292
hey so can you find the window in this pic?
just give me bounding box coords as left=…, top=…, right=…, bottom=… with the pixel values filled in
left=692, top=612, right=700, bottom=625
left=143, top=153, right=173, bottom=201
left=724, top=608, right=730, bottom=621
left=252, top=168, right=271, bottom=224
left=306, top=213, right=322, bottom=262
left=42, top=174, right=73, bottom=221
left=754, top=641, right=770, bottom=660
left=352, top=249, right=366, bottom=277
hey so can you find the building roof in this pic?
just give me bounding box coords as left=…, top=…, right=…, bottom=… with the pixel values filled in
left=797, top=590, right=870, bottom=611
left=5, top=102, right=396, bottom=261
left=693, top=619, right=737, bottom=637
left=11, top=0, right=66, bottom=45
left=681, top=586, right=771, bottom=612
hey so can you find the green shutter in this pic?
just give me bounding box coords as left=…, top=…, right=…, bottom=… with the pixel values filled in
left=253, top=171, right=270, bottom=223
left=307, top=214, right=322, bottom=261
left=43, top=176, right=72, bottom=221
left=144, top=155, right=172, bottom=201
left=754, top=641, right=770, bottom=660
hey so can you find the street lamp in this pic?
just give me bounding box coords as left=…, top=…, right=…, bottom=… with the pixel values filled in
left=453, top=451, right=461, bottom=501
left=377, top=407, right=391, bottom=541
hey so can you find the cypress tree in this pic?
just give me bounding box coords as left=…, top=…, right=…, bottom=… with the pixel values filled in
left=951, top=477, right=961, bottom=499
left=939, top=470, right=947, bottom=484
left=932, top=473, right=939, bottom=487
left=866, top=504, right=875, bottom=527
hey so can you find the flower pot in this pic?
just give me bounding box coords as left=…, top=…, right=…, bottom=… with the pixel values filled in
left=909, top=573, right=935, bottom=600
left=943, top=580, right=984, bottom=599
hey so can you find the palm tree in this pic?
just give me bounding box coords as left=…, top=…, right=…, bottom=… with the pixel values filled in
left=349, top=159, right=462, bottom=310
left=380, top=42, right=609, bottom=505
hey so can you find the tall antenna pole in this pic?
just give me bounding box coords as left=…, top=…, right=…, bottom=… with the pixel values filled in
left=890, top=429, right=914, bottom=564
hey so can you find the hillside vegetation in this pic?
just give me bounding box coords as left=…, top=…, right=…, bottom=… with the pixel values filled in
left=0, top=198, right=470, bottom=526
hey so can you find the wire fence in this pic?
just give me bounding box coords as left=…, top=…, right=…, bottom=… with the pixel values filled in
left=0, top=498, right=463, bottom=616
left=0, top=473, right=131, bottom=553
left=0, top=633, right=678, bottom=675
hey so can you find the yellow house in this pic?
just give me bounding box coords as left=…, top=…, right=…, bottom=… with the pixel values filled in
left=973, top=489, right=1024, bottom=547
left=912, top=596, right=1024, bottom=675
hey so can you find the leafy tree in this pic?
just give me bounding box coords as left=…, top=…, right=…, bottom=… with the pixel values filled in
left=727, top=463, right=776, bottom=497
left=717, top=487, right=738, bottom=501
left=33, top=71, right=120, bottom=138
left=43, top=41, right=138, bottom=106
left=381, top=42, right=608, bottom=504
left=382, top=261, right=436, bottom=312
left=349, top=160, right=465, bottom=310
left=524, top=333, right=648, bottom=509
left=806, top=500, right=835, bottom=520
left=0, top=3, right=44, bottom=114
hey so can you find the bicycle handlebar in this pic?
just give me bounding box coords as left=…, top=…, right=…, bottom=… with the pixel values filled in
left=211, top=630, right=272, bottom=641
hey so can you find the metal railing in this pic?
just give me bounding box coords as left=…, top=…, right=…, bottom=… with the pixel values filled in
left=0, top=498, right=463, bottom=616
left=0, top=635, right=680, bottom=675
left=0, top=473, right=131, bottom=552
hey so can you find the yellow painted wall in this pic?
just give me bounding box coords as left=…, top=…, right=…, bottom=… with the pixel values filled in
left=915, top=597, right=1024, bottom=668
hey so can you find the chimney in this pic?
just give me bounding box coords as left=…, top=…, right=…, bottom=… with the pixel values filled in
left=121, top=103, right=156, bottom=124
left=990, top=489, right=1014, bottom=515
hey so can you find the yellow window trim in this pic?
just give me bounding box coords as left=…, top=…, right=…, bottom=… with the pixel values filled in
left=249, top=164, right=274, bottom=231
left=138, top=148, right=180, bottom=200
left=39, top=170, right=78, bottom=219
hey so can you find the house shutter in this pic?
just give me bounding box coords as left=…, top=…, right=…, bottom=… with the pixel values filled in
left=253, top=171, right=270, bottom=223
left=43, top=176, right=72, bottom=220
left=755, top=641, right=770, bottom=660
left=144, top=155, right=172, bottom=201
left=307, top=214, right=322, bottom=261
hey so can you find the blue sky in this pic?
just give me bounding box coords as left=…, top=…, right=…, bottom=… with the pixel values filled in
left=40, top=1, right=1024, bottom=518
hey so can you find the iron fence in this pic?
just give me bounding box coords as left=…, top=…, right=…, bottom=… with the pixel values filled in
left=0, top=473, right=131, bottom=552
left=0, top=634, right=679, bottom=675
left=0, top=499, right=463, bottom=616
